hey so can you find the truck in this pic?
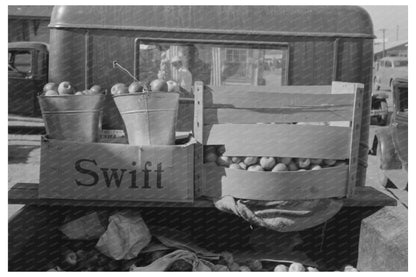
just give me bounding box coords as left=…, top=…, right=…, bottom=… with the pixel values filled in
left=9, top=6, right=402, bottom=271
left=8, top=41, right=48, bottom=116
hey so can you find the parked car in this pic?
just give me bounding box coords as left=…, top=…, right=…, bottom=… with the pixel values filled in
left=373, top=56, right=408, bottom=92
left=8, top=42, right=49, bottom=116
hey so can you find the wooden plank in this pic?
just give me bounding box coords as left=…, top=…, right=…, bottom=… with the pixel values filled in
left=193, top=82, right=205, bottom=198
left=8, top=183, right=396, bottom=207
left=203, top=91, right=354, bottom=109
left=203, top=124, right=351, bottom=159
left=347, top=84, right=364, bottom=197
left=204, top=106, right=353, bottom=124
left=207, top=85, right=332, bottom=95
left=202, top=164, right=349, bottom=200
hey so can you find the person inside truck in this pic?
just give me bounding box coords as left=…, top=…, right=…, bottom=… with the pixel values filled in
left=171, top=55, right=193, bottom=93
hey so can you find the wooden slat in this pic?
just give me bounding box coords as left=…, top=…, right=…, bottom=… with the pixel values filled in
left=207, top=85, right=332, bottom=94
left=204, top=106, right=353, bottom=124
left=8, top=183, right=396, bottom=207
left=193, top=82, right=205, bottom=197
left=203, top=91, right=354, bottom=109
left=347, top=84, right=364, bottom=197
left=203, top=124, right=351, bottom=159
left=203, top=164, right=349, bottom=200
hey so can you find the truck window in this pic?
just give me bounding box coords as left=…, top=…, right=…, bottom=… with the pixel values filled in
left=393, top=60, right=408, bottom=67
left=9, top=50, right=32, bottom=74
left=136, top=41, right=288, bottom=90
left=385, top=61, right=392, bottom=68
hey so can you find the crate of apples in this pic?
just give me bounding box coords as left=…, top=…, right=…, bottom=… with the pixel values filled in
left=204, top=145, right=348, bottom=172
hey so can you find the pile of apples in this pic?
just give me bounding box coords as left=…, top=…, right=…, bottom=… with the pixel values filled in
left=41, top=81, right=104, bottom=96
left=110, top=79, right=178, bottom=95
left=204, top=145, right=348, bottom=172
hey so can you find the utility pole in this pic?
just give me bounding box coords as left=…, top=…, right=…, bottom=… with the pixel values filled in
left=380, top=28, right=387, bottom=58
left=396, top=25, right=399, bottom=41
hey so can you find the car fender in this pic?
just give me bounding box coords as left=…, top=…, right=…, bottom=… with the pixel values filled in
left=374, top=127, right=402, bottom=170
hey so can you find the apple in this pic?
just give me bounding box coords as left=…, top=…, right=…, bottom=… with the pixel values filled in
left=82, top=89, right=92, bottom=95
left=221, top=251, right=234, bottom=265
left=217, top=156, right=231, bottom=167
left=248, top=165, right=264, bottom=172
left=297, top=158, right=311, bottom=168
left=44, top=90, right=59, bottom=96
left=229, top=163, right=243, bottom=170
left=111, top=83, right=128, bottom=95
left=239, top=266, right=251, bottom=271
left=167, top=80, right=178, bottom=92
left=89, top=85, right=102, bottom=94
left=231, top=157, right=242, bottom=163
left=244, top=156, right=258, bottom=166
left=74, top=91, right=84, bottom=95
left=344, top=265, right=358, bottom=272
left=274, top=264, right=288, bottom=272
left=239, top=162, right=248, bottom=170
left=150, top=79, right=168, bottom=92
left=260, top=157, right=276, bottom=170
left=58, top=81, right=75, bottom=95
left=229, top=263, right=240, bottom=272
left=279, top=157, right=292, bottom=165
left=288, top=263, right=305, bottom=272
left=323, top=159, right=337, bottom=166
left=311, top=165, right=322, bottom=170
left=217, top=145, right=226, bottom=155
left=310, top=158, right=323, bottom=165
left=43, top=82, right=58, bottom=93
left=128, top=81, right=144, bottom=94
left=204, top=152, right=218, bottom=163
left=287, top=161, right=299, bottom=171
left=307, top=267, right=319, bottom=272
left=335, top=161, right=347, bottom=166
left=272, top=163, right=288, bottom=172
left=247, top=259, right=262, bottom=271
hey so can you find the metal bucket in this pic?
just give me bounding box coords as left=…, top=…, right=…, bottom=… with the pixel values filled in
left=38, top=95, right=105, bottom=142
left=113, top=92, right=179, bottom=145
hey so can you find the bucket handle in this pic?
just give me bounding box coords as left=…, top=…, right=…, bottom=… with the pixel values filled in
left=112, top=60, right=150, bottom=94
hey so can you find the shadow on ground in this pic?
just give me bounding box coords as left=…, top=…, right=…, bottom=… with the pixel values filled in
left=8, top=145, right=40, bottom=164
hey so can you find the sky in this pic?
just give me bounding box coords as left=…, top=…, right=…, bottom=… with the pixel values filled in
left=361, top=5, right=408, bottom=42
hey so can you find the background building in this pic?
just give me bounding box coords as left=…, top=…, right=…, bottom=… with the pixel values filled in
left=8, top=6, right=53, bottom=43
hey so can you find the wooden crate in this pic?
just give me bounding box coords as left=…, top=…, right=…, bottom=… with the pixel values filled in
left=193, top=81, right=364, bottom=201
left=39, top=137, right=194, bottom=202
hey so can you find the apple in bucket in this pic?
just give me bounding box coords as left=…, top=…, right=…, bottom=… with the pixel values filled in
left=43, top=82, right=58, bottom=93
left=58, top=81, right=75, bottom=95
left=44, top=90, right=59, bottom=96
left=111, top=83, right=129, bottom=95
left=128, top=81, right=144, bottom=94
left=150, top=79, right=168, bottom=92
left=89, top=85, right=103, bottom=95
